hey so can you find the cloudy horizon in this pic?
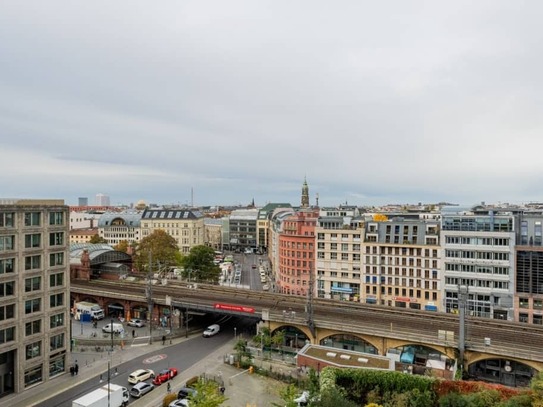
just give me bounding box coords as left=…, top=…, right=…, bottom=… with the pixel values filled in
left=2, top=1, right=542, bottom=208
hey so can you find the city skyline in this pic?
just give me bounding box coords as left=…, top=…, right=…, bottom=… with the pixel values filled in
left=2, top=2, right=543, bottom=207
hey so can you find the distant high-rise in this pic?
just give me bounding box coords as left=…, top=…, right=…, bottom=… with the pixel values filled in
left=78, top=197, right=88, bottom=206
left=95, top=193, right=110, bottom=206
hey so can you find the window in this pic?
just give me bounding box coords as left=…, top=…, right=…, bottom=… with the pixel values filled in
left=49, top=232, right=64, bottom=246
left=341, top=253, right=349, bottom=261
left=50, top=333, right=64, bottom=351
left=49, top=252, right=64, bottom=267
left=25, top=212, right=41, bottom=226
left=26, top=341, right=42, bottom=360
left=50, top=313, right=65, bottom=328
left=0, top=304, right=15, bottom=321
left=25, top=298, right=41, bottom=314
left=25, top=255, right=41, bottom=270
left=0, top=258, right=14, bottom=274
left=330, top=253, right=337, bottom=260
left=0, top=212, right=14, bottom=227
left=49, top=355, right=65, bottom=377
left=49, top=212, right=64, bottom=225
left=341, top=243, right=349, bottom=251
left=0, top=235, right=14, bottom=251
left=0, top=326, right=15, bottom=344
left=24, top=365, right=43, bottom=387
left=25, top=319, right=41, bottom=336
left=25, top=233, right=41, bottom=248
left=50, top=273, right=64, bottom=288
left=519, top=298, right=529, bottom=309
left=50, top=293, right=64, bottom=308
left=0, top=281, right=15, bottom=297
left=25, top=276, right=41, bottom=292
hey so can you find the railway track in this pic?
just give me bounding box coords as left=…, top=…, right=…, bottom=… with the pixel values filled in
left=71, top=279, right=543, bottom=362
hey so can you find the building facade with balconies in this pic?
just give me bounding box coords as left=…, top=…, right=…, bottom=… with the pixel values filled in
left=441, top=210, right=516, bottom=320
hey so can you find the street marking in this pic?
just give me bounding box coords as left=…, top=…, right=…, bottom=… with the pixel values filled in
left=143, top=354, right=167, bottom=364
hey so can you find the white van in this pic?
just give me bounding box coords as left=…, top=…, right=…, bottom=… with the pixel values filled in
left=203, top=324, right=220, bottom=337
left=102, top=322, right=124, bottom=334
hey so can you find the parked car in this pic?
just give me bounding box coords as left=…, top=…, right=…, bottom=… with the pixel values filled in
left=128, top=368, right=155, bottom=384
left=127, top=319, right=145, bottom=327
left=152, top=367, right=178, bottom=385
left=177, top=386, right=198, bottom=400
left=130, top=381, right=154, bottom=398
left=169, top=399, right=189, bottom=407
left=102, top=322, right=124, bottom=334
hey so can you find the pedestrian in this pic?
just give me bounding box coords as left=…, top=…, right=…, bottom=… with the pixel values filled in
left=74, top=363, right=79, bottom=375
left=219, top=386, right=225, bottom=395
left=70, top=366, right=74, bottom=376
left=167, top=382, right=171, bottom=393
left=132, top=329, right=135, bottom=338
left=162, top=335, right=166, bottom=345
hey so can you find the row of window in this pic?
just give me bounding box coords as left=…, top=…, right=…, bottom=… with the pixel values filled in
left=0, top=288, right=65, bottom=308
left=444, top=263, right=510, bottom=274
left=445, top=277, right=509, bottom=290
left=317, top=252, right=362, bottom=260
left=365, top=247, right=439, bottom=257
left=317, top=233, right=361, bottom=240
left=317, top=242, right=361, bottom=251
left=364, top=285, right=439, bottom=301
left=0, top=211, right=65, bottom=228
left=0, top=313, right=65, bottom=344
left=0, top=234, right=65, bottom=252
left=365, top=257, right=439, bottom=268
left=0, top=253, right=64, bottom=272
left=445, top=250, right=510, bottom=261
left=445, top=236, right=510, bottom=246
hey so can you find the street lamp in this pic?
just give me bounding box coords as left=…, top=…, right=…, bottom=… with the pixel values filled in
left=110, top=318, right=114, bottom=352
left=234, top=327, right=237, bottom=340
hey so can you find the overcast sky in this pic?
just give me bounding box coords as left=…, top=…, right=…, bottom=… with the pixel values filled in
left=1, top=1, right=542, bottom=208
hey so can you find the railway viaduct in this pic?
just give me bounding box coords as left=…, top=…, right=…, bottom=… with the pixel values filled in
left=71, top=279, right=543, bottom=378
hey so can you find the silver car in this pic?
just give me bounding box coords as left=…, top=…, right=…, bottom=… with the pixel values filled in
left=130, top=381, right=154, bottom=398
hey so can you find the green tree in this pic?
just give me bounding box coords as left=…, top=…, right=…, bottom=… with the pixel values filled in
left=234, top=339, right=251, bottom=365
left=312, top=386, right=358, bottom=407
left=89, top=234, right=107, bottom=244
left=464, top=389, right=501, bottom=407
left=187, top=378, right=227, bottom=407
left=114, top=240, right=129, bottom=253
left=272, top=384, right=299, bottom=407
left=181, top=245, right=221, bottom=282
left=271, top=330, right=285, bottom=354
left=133, top=230, right=180, bottom=273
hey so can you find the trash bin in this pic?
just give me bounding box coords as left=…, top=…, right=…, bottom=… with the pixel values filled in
left=229, top=354, right=235, bottom=365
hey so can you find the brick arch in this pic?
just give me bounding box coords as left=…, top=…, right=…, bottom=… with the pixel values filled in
left=270, top=323, right=312, bottom=341
left=319, top=332, right=380, bottom=355
left=466, top=351, right=543, bottom=373
left=384, top=338, right=456, bottom=360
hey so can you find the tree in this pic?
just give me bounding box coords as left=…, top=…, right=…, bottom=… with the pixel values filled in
left=89, top=234, right=107, bottom=244
left=234, top=339, right=251, bottom=365
left=133, top=230, right=180, bottom=273
left=272, top=384, right=299, bottom=407
left=187, top=378, right=227, bottom=407
left=181, top=245, right=221, bottom=283
left=114, top=240, right=129, bottom=253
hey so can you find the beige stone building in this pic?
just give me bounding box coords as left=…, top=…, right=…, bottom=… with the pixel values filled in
left=0, top=199, right=70, bottom=397
left=140, top=208, right=204, bottom=254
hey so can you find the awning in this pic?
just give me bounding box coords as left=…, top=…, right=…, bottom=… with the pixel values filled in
left=107, top=304, right=124, bottom=310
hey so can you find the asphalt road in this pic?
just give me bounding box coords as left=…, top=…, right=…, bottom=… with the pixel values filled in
left=37, top=318, right=254, bottom=407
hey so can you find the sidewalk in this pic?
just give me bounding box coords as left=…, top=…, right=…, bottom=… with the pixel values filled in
left=7, top=332, right=287, bottom=407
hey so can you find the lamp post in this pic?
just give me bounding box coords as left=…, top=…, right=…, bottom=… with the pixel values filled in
left=234, top=327, right=237, bottom=340
left=110, top=318, right=114, bottom=352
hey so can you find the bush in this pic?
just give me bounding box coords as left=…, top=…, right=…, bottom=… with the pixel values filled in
left=162, top=393, right=177, bottom=407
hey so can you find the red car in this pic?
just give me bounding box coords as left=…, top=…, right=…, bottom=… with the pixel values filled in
left=152, top=368, right=178, bottom=385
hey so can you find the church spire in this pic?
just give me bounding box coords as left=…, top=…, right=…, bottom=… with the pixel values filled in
left=301, top=177, right=309, bottom=208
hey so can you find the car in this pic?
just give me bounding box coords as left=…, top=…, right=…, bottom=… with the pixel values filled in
left=127, top=319, right=145, bottom=328
left=152, top=367, right=178, bottom=385
left=202, top=324, right=220, bottom=337
left=128, top=368, right=155, bottom=384
left=169, top=400, right=189, bottom=407
left=130, top=381, right=154, bottom=398
left=251, top=264, right=257, bottom=269
left=177, top=386, right=198, bottom=400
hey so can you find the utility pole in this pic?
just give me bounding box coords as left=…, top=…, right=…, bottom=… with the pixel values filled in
left=147, top=251, right=153, bottom=344
left=458, top=284, right=468, bottom=375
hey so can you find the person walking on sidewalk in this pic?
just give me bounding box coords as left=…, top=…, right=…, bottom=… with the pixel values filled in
left=162, top=335, right=166, bottom=345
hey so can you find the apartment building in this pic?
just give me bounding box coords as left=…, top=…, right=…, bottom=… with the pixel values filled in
left=97, top=211, right=142, bottom=246
left=515, top=211, right=543, bottom=324
left=140, top=208, right=204, bottom=254
left=363, top=217, right=441, bottom=310
left=0, top=199, right=70, bottom=397
left=441, top=210, right=515, bottom=319
left=277, top=209, right=319, bottom=296
left=315, top=206, right=364, bottom=301
left=257, top=203, right=292, bottom=254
